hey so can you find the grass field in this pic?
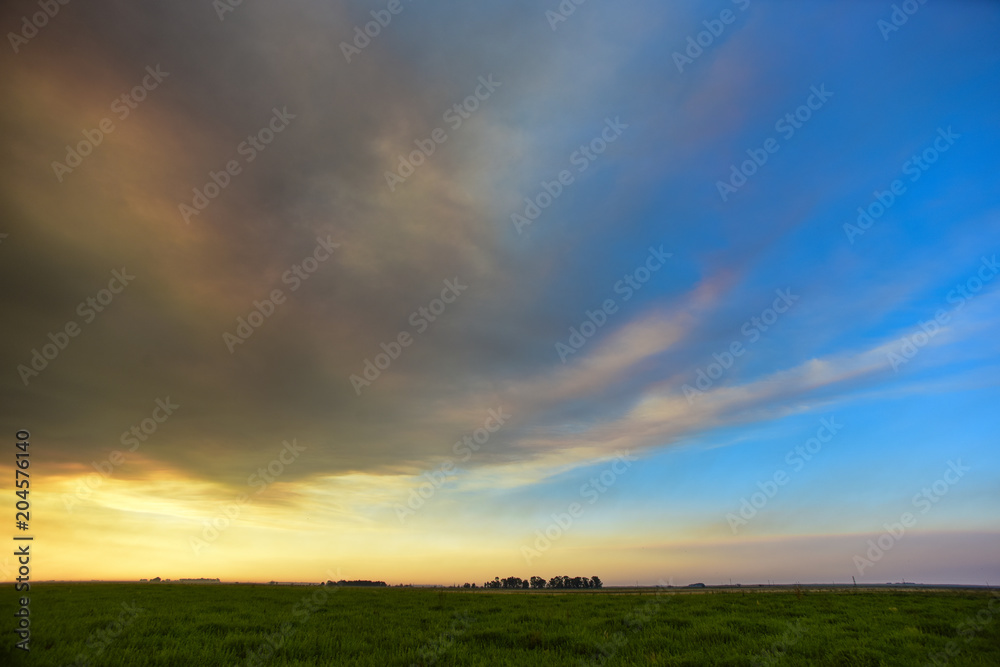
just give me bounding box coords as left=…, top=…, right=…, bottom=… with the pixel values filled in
left=2, top=584, right=999, bottom=666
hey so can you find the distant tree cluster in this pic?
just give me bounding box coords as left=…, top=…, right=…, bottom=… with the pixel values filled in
left=325, top=579, right=387, bottom=587
left=476, top=575, right=602, bottom=589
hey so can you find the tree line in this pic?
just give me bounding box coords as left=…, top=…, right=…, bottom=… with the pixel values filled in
left=324, top=579, right=387, bottom=587
left=467, top=575, right=602, bottom=589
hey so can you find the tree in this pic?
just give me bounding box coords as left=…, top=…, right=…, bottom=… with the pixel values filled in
left=334, top=579, right=387, bottom=587
left=481, top=573, right=602, bottom=590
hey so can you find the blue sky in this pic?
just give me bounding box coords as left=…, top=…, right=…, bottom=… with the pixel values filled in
left=1, top=0, right=998, bottom=584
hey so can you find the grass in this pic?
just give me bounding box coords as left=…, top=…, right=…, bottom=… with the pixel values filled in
left=1, top=584, right=998, bottom=666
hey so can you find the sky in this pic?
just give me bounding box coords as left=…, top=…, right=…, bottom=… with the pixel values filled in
left=1, top=0, right=998, bottom=586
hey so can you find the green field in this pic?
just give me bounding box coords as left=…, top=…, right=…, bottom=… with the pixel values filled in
left=2, top=584, right=998, bottom=666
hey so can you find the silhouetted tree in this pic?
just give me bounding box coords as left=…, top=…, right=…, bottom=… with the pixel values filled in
left=480, top=574, right=602, bottom=590
left=334, top=579, right=387, bottom=587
